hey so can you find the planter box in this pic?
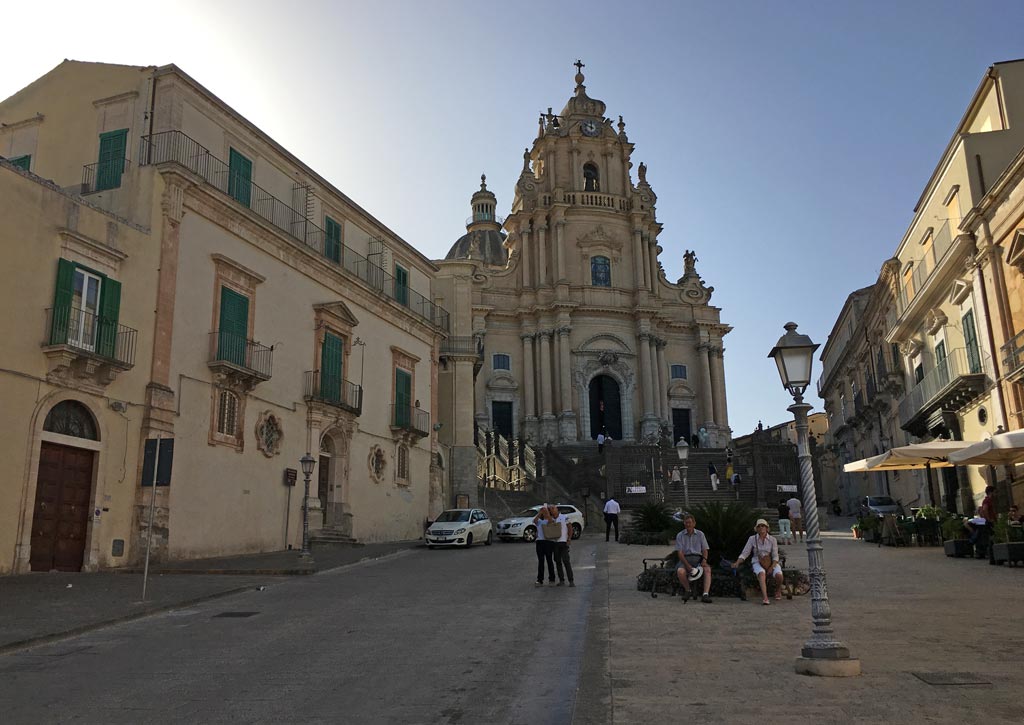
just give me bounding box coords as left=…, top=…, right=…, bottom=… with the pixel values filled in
left=992, top=542, right=1024, bottom=567
left=944, top=539, right=973, bottom=558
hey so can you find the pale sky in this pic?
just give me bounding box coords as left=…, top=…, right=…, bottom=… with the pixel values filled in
left=3, top=0, right=1024, bottom=436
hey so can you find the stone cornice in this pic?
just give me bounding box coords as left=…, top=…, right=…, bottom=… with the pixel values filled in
left=93, top=90, right=139, bottom=108
left=0, top=113, right=44, bottom=131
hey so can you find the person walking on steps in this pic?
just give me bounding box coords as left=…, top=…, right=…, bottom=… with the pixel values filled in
left=604, top=496, right=621, bottom=542
left=709, top=461, right=720, bottom=492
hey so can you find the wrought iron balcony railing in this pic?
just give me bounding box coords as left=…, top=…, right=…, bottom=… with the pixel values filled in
left=465, top=213, right=505, bottom=226
left=140, top=130, right=449, bottom=331
left=391, top=403, right=430, bottom=437
left=208, top=330, right=273, bottom=380
left=43, top=306, right=137, bottom=367
left=439, top=336, right=483, bottom=357
left=1002, top=329, right=1024, bottom=381
left=898, top=347, right=987, bottom=434
left=82, top=158, right=131, bottom=194
left=896, top=221, right=953, bottom=315
left=304, top=370, right=362, bottom=415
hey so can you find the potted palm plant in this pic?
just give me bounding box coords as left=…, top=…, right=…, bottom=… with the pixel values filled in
left=942, top=516, right=972, bottom=557
left=991, top=514, right=1024, bottom=566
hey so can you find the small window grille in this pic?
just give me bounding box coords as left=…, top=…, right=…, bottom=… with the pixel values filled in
left=397, top=444, right=410, bottom=480
left=670, top=364, right=687, bottom=380
left=217, top=390, right=239, bottom=437
left=493, top=353, right=511, bottom=371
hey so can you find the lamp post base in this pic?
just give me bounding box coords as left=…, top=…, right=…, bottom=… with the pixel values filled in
left=795, top=656, right=861, bottom=677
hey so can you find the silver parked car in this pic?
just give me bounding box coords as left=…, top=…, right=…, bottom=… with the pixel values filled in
left=859, top=496, right=899, bottom=518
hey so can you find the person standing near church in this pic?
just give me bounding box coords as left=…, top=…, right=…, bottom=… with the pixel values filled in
left=603, top=496, right=621, bottom=542
left=787, top=494, right=804, bottom=542
left=708, top=461, right=720, bottom=492
left=597, top=430, right=606, bottom=454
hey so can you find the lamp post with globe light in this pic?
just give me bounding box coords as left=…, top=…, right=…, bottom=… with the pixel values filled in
left=768, top=322, right=860, bottom=678
left=675, top=437, right=690, bottom=508
left=299, top=453, right=316, bottom=559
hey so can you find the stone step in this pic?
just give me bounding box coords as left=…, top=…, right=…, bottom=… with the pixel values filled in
left=309, top=529, right=359, bottom=545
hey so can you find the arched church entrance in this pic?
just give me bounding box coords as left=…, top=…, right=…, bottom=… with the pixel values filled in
left=31, top=401, right=98, bottom=572
left=589, top=375, right=622, bottom=441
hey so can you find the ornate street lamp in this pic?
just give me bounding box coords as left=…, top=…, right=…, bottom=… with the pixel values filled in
left=299, top=453, right=316, bottom=559
left=675, top=437, right=690, bottom=508
left=768, top=322, right=860, bottom=677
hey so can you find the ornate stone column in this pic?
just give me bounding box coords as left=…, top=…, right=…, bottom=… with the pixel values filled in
left=710, top=344, right=729, bottom=431
left=538, top=329, right=557, bottom=441
left=640, top=233, right=651, bottom=289
left=648, top=335, right=661, bottom=423
left=637, top=329, right=658, bottom=438
left=557, top=326, right=577, bottom=440
left=632, top=228, right=645, bottom=290
left=536, top=223, right=549, bottom=287
left=555, top=220, right=566, bottom=283
left=520, top=221, right=533, bottom=289
left=697, top=341, right=714, bottom=429
left=656, top=339, right=669, bottom=423
left=474, top=330, right=488, bottom=430
left=649, top=240, right=660, bottom=294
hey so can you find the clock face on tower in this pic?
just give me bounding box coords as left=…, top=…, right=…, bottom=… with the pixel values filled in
left=580, top=119, right=600, bottom=137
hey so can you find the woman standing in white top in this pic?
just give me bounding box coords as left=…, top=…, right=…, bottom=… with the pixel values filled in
left=733, top=519, right=783, bottom=605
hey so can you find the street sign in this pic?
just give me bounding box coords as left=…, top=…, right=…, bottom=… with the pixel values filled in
left=283, top=468, right=297, bottom=487
left=626, top=485, right=647, bottom=494
left=777, top=484, right=798, bottom=492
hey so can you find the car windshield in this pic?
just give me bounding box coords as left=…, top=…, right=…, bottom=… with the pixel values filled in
left=517, top=508, right=540, bottom=517
left=868, top=497, right=896, bottom=507
left=434, top=510, right=471, bottom=523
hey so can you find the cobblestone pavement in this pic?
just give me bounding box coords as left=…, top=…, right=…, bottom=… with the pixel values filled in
left=575, top=522, right=1024, bottom=724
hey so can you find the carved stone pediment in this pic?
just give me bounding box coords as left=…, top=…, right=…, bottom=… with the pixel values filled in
left=948, top=278, right=972, bottom=306
left=576, top=225, right=622, bottom=256
left=1005, top=230, right=1024, bottom=274
left=899, top=338, right=923, bottom=358
left=313, top=300, right=360, bottom=329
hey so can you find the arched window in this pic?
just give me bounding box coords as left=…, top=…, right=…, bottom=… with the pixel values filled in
left=583, top=163, right=600, bottom=192
left=43, top=400, right=98, bottom=440
left=216, top=390, right=239, bottom=437
left=591, top=256, right=611, bottom=287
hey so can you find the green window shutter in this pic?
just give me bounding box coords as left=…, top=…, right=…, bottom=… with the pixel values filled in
left=51, top=259, right=76, bottom=345
left=395, top=369, right=412, bottom=426
left=321, top=332, right=344, bottom=403
left=9, top=155, right=31, bottom=171
left=95, top=278, right=122, bottom=359
left=394, top=265, right=409, bottom=306
left=325, top=217, right=342, bottom=263
left=963, top=310, right=982, bottom=374
left=96, top=129, right=128, bottom=191
left=218, top=287, right=250, bottom=366
left=228, top=148, right=252, bottom=207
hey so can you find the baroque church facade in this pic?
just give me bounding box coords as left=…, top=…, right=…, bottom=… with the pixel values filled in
left=435, top=64, right=732, bottom=470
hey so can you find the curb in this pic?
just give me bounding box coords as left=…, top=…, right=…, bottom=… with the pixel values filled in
left=0, top=585, right=254, bottom=656
left=113, top=567, right=315, bottom=576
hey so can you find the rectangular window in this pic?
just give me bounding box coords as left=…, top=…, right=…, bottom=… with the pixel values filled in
left=394, top=265, right=409, bottom=306
left=228, top=148, right=253, bottom=207
left=394, top=368, right=412, bottom=427
left=963, top=309, right=982, bottom=374
left=914, top=363, right=924, bottom=384
left=591, top=256, right=611, bottom=287
left=934, top=340, right=949, bottom=384
left=9, top=155, right=30, bottom=171
left=902, top=265, right=915, bottom=303
left=50, top=258, right=121, bottom=358
left=325, top=216, right=342, bottom=264
left=492, top=353, right=511, bottom=371
left=217, top=287, right=250, bottom=366
left=670, top=364, right=687, bottom=380
left=96, top=129, right=128, bottom=191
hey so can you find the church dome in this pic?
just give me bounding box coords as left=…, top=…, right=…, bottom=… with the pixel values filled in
left=445, top=174, right=508, bottom=266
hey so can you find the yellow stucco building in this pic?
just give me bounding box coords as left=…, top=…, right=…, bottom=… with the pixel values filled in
left=0, top=61, right=448, bottom=573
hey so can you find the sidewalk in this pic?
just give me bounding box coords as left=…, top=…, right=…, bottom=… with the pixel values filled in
left=0, top=541, right=418, bottom=654
left=577, top=526, right=1024, bottom=724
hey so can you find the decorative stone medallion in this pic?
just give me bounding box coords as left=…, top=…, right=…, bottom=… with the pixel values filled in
left=368, top=445, right=387, bottom=483
left=254, top=410, right=283, bottom=457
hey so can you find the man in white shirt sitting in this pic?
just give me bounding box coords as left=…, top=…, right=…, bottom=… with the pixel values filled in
left=603, top=497, right=621, bottom=542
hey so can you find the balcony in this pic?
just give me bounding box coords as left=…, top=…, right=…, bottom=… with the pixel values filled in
left=41, top=307, right=136, bottom=384
left=304, top=371, right=362, bottom=416
left=465, top=213, right=505, bottom=227
left=139, top=130, right=450, bottom=332
left=898, top=348, right=988, bottom=436
left=207, top=330, right=273, bottom=390
left=1002, top=329, right=1024, bottom=383
left=82, top=158, right=130, bottom=194
left=895, top=222, right=956, bottom=317
left=440, top=336, right=483, bottom=358
left=391, top=403, right=430, bottom=439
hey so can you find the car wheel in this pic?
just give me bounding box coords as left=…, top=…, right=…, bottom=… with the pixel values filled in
left=571, top=523, right=582, bottom=540
left=465, top=533, right=474, bottom=547
left=523, top=526, right=537, bottom=542
left=485, top=530, right=493, bottom=546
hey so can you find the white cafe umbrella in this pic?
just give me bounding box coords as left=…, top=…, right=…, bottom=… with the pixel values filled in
left=843, top=441, right=972, bottom=473
left=948, top=430, right=1024, bottom=466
